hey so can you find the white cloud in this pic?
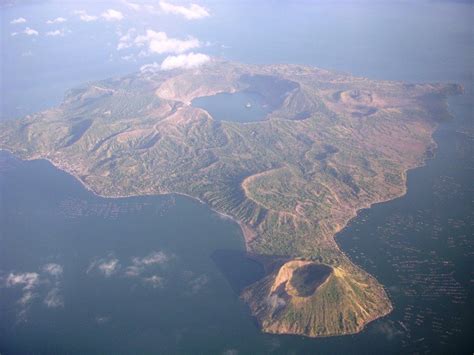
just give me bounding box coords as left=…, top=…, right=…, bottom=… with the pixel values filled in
left=74, top=10, right=98, bottom=22
left=124, top=264, right=142, bottom=277
left=159, top=1, right=209, bottom=20
left=46, top=30, right=61, bottom=37
left=4, top=267, right=65, bottom=318
left=88, top=256, right=120, bottom=277
left=267, top=294, right=286, bottom=310
left=10, top=17, right=26, bottom=24
left=121, top=54, right=135, bottom=61
left=42, top=263, right=63, bottom=277
left=122, top=0, right=141, bottom=11
left=46, top=29, right=68, bottom=37
left=44, top=287, right=64, bottom=308
left=41, top=264, right=64, bottom=308
left=19, top=291, right=36, bottom=305
left=373, top=322, right=404, bottom=340
left=117, top=28, right=136, bottom=50
left=143, top=275, right=164, bottom=288
left=144, top=4, right=158, bottom=13
left=95, top=315, right=110, bottom=324
left=101, top=9, right=124, bottom=21
left=22, top=27, right=39, bottom=36
left=140, top=62, right=161, bottom=73
left=46, top=17, right=67, bottom=24
left=125, top=251, right=171, bottom=277
left=182, top=271, right=209, bottom=294
left=11, top=30, right=37, bottom=37
left=5, top=272, right=40, bottom=311
left=134, top=251, right=170, bottom=266
left=147, top=33, right=199, bottom=54
left=189, top=274, right=209, bottom=293
left=6, top=272, right=39, bottom=290
left=160, top=52, right=210, bottom=70
left=120, top=29, right=200, bottom=56
left=98, top=259, right=119, bottom=277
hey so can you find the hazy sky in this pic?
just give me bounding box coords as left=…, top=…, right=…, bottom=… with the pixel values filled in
left=1, top=0, right=472, bottom=118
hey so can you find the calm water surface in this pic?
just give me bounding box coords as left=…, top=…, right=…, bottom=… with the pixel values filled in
left=0, top=154, right=264, bottom=354
left=192, top=91, right=271, bottom=123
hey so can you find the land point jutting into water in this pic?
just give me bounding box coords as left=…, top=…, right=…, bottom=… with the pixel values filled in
left=0, top=60, right=462, bottom=337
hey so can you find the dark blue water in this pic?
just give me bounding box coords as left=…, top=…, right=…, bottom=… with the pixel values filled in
left=336, top=93, right=474, bottom=353
left=1, top=0, right=472, bottom=353
left=0, top=154, right=266, bottom=354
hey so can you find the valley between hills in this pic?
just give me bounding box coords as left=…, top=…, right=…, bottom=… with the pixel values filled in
left=0, top=60, right=462, bottom=337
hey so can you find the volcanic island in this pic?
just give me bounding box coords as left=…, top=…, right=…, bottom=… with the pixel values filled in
left=0, top=60, right=461, bottom=337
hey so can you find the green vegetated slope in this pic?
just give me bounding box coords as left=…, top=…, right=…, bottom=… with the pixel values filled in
left=0, top=60, right=461, bottom=337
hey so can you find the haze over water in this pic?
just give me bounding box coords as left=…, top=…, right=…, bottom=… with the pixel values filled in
left=1, top=1, right=473, bottom=353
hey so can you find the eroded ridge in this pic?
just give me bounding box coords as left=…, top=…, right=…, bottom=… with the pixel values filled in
left=0, top=60, right=462, bottom=337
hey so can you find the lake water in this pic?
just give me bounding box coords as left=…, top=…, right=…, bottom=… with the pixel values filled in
left=1, top=0, right=473, bottom=353
left=0, top=154, right=265, bottom=354
left=192, top=91, right=271, bottom=123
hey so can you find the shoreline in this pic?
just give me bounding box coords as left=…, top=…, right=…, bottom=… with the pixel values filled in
left=0, top=125, right=435, bottom=337
left=0, top=148, right=254, bottom=251
left=0, top=91, right=453, bottom=338
left=0, top=138, right=434, bottom=265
